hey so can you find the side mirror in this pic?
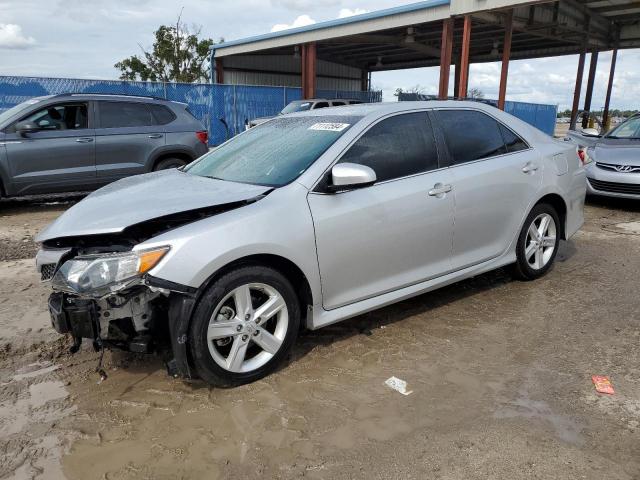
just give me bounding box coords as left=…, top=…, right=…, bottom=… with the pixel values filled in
left=582, top=128, right=600, bottom=137
left=328, top=162, right=376, bottom=192
left=15, top=121, right=39, bottom=137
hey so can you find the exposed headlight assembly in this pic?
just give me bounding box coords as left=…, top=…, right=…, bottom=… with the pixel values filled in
left=52, top=247, right=169, bottom=297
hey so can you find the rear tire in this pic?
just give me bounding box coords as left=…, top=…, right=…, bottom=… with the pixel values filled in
left=189, top=266, right=300, bottom=387
left=154, top=157, right=187, bottom=170
left=511, top=203, right=560, bottom=281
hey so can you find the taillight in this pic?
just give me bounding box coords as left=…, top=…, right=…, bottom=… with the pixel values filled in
left=196, top=130, right=208, bottom=144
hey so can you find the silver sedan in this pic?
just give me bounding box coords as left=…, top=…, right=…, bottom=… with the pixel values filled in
left=36, top=101, right=586, bottom=387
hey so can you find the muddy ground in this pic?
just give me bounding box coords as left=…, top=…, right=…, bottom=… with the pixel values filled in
left=0, top=194, right=638, bottom=480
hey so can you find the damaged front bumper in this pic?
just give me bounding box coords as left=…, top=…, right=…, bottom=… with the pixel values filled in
left=39, top=247, right=198, bottom=379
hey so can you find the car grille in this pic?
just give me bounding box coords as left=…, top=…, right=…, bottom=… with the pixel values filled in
left=596, top=162, right=640, bottom=173
left=588, top=178, right=640, bottom=195
left=40, top=263, right=56, bottom=281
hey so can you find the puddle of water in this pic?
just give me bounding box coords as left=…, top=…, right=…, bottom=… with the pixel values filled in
left=495, top=395, right=584, bottom=446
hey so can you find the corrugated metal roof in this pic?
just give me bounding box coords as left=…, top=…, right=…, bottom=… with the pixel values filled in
left=212, top=0, right=450, bottom=51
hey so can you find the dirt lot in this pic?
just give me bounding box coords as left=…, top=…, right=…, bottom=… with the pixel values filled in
left=0, top=194, right=639, bottom=480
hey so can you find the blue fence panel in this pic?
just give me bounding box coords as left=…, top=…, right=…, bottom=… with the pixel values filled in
left=0, top=75, right=382, bottom=145
left=504, top=100, right=557, bottom=136
left=397, top=92, right=557, bottom=135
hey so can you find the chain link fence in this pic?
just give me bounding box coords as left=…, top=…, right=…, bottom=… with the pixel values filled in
left=0, top=76, right=382, bottom=145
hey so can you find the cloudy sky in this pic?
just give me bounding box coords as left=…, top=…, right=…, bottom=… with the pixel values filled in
left=0, top=0, right=638, bottom=110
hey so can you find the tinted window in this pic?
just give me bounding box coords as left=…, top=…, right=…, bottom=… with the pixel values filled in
left=332, top=101, right=346, bottom=106
left=149, top=104, right=175, bottom=125
left=99, top=101, right=153, bottom=128
left=185, top=115, right=361, bottom=187
left=338, top=112, right=438, bottom=182
left=20, top=103, right=88, bottom=131
left=499, top=123, right=528, bottom=152
left=313, top=102, right=330, bottom=109
left=438, top=110, right=507, bottom=164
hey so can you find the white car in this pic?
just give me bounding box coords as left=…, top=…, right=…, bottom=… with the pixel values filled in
left=248, top=98, right=362, bottom=128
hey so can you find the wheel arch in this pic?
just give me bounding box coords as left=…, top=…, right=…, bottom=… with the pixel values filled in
left=149, top=147, right=196, bottom=171
left=534, top=193, right=568, bottom=239
left=193, top=253, right=314, bottom=326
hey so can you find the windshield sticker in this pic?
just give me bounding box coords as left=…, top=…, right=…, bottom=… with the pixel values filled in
left=308, top=122, right=350, bottom=132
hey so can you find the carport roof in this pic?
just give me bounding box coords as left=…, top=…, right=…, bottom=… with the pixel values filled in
left=211, top=0, right=640, bottom=71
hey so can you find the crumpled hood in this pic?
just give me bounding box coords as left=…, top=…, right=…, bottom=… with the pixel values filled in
left=36, top=169, right=272, bottom=242
left=593, top=140, right=640, bottom=166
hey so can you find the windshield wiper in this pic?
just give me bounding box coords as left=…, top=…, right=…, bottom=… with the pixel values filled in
left=202, top=175, right=226, bottom=181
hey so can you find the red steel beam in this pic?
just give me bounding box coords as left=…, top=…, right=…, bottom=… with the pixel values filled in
left=301, top=42, right=317, bottom=99
left=498, top=10, right=513, bottom=110
left=215, top=58, right=224, bottom=84
left=458, top=15, right=472, bottom=98
left=570, top=51, right=586, bottom=128
left=602, top=48, right=618, bottom=130
left=438, top=18, right=454, bottom=100
left=582, top=51, right=599, bottom=128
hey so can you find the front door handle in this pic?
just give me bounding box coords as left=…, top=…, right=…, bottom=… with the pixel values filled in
left=428, top=183, right=452, bottom=197
left=75, top=137, right=93, bottom=143
left=148, top=134, right=163, bottom=139
left=522, top=162, right=539, bottom=173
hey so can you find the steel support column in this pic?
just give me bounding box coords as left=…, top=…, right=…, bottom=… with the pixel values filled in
left=570, top=51, right=586, bottom=128
left=215, top=58, right=224, bottom=84
left=458, top=15, right=472, bottom=99
left=582, top=51, right=599, bottom=128
left=301, top=43, right=317, bottom=99
left=438, top=18, right=454, bottom=100
left=602, top=48, right=618, bottom=131
left=498, top=10, right=513, bottom=110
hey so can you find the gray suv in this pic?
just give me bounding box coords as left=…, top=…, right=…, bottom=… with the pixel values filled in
left=0, top=93, right=209, bottom=198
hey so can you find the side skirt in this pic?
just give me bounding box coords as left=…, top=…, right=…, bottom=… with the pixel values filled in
left=306, top=251, right=516, bottom=330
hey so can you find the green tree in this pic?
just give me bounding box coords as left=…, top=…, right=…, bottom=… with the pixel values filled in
left=115, top=13, right=218, bottom=83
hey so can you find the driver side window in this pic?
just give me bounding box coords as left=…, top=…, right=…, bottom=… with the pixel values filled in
left=338, top=112, right=439, bottom=182
left=18, top=103, right=88, bottom=131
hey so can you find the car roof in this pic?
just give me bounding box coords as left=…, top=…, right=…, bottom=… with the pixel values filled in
left=45, top=93, right=181, bottom=105
left=285, top=100, right=501, bottom=118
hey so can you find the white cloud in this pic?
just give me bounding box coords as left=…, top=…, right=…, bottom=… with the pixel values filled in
left=0, top=24, right=36, bottom=49
left=271, top=0, right=339, bottom=10
left=338, top=8, right=369, bottom=18
left=271, top=14, right=316, bottom=32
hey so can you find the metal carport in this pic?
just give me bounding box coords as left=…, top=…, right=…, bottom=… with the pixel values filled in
left=210, top=0, right=640, bottom=127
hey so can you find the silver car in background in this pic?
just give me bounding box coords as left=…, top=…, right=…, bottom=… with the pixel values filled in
left=35, top=101, right=586, bottom=387
left=567, top=114, right=640, bottom=199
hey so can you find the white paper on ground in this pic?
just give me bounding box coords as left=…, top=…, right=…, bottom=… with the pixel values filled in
left=384, top=376, right=413, bottom=395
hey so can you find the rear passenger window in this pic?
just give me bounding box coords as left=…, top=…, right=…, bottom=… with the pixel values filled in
left=498, top=123, right=528, bottom=152
left=149, top=104, right=176, bottom=125
left=99, top=101, right=153, bottom=128
left=313, top=102, right=330, bottom=109
left=332, top=101, right=345, bottom=106
left=338, top=112, right=438, bottom=182
left=438, top=110, right=507, bottom=165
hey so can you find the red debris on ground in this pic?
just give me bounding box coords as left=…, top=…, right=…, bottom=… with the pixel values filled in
left=592, top=375, right=615, bottom=395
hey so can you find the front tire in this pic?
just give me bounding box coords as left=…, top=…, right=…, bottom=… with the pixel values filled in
left=189, top=266, right=300, bottom=387
left=511, top=203, right=560, bottom=280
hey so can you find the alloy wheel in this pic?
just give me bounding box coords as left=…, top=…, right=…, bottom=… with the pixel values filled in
left=525, top=213, right=557, bottom=270
left=206, top=283, right=289, bottom=373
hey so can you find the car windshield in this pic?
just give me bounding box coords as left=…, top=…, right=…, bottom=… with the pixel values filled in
left=606, top=116, right=640, bottom=139
left=185, top=115, right=362, bottom=187
left=0, top=98, right=46, bottom=126
left=280, top=101, right=314, bottom=114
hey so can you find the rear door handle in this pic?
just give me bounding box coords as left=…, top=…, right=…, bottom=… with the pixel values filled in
left=148, top=134, right=163, bottom=139
left=428, top=183, right=452, bottom=197
left=75, top=137, right=93, bottom=143
left=522, top=162, right=539, bottom=173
